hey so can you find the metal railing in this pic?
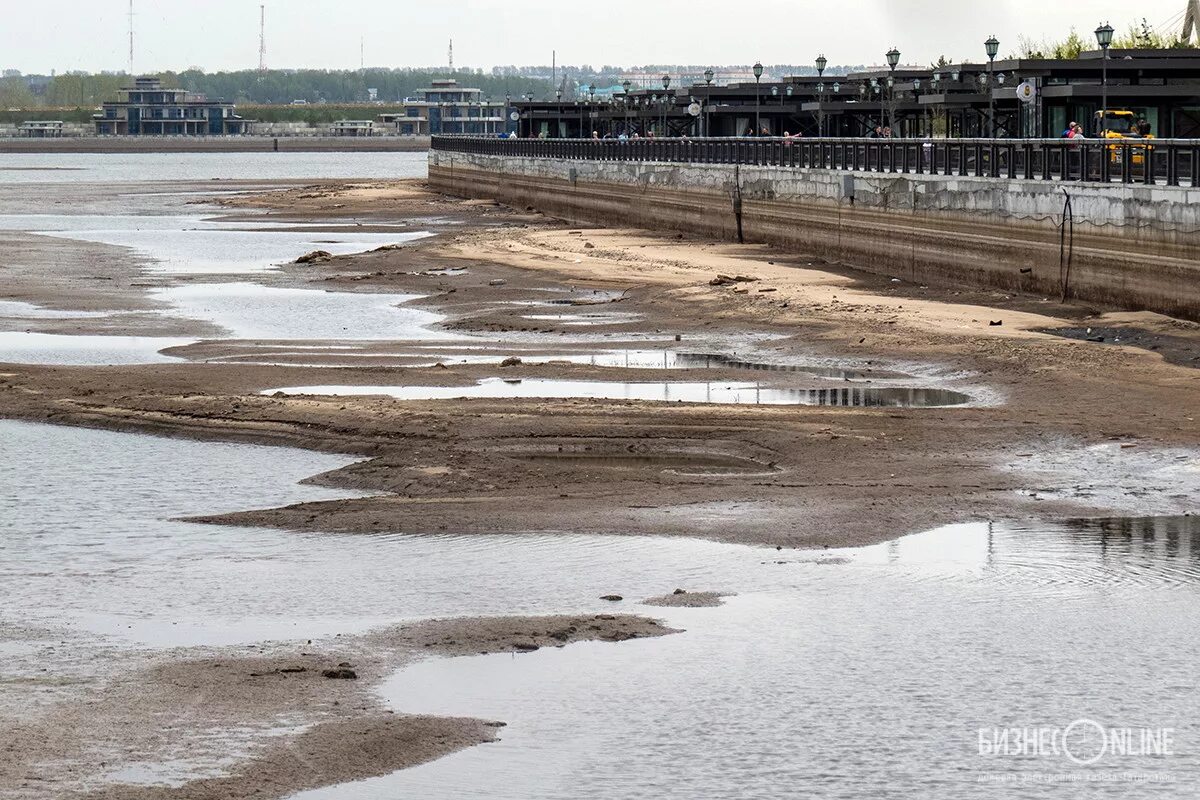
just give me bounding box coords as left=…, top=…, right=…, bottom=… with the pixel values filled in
left=432, top=135, right=1200, bottom=187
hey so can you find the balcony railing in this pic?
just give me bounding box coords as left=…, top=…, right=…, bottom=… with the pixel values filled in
left=431, top=135, right=1200, bottom=187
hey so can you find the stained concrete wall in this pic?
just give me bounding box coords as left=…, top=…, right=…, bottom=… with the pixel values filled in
left=428, top=150, right=1200, bottom=321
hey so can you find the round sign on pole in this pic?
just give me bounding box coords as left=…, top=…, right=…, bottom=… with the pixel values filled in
left=509, top=110, right=520, bottom=122
left=1016, top=82, right=1037, bottom=103
left=687, top=102, right=702, bottom=117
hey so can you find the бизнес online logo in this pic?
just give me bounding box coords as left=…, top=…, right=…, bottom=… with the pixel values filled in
left=978, top=719, right=1175, bottom=766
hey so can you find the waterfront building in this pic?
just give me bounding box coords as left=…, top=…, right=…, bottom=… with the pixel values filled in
left=330, top=120, right=375, bottom=137
left=93, top=77, right=247, bottom=136
left=19, top=121, right=64, bottom=138
left=378, top=80, right=512, bottom=136
left=514, top=49, right=1200, bottom=139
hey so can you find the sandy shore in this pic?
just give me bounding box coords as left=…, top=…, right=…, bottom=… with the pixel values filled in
left=2, top=177, right=1199, bottom=797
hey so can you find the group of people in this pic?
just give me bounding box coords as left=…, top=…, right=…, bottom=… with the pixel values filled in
left=1062, top=116, right=1152, bottom=139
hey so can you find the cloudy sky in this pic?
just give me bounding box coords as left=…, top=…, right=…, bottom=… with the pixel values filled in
left=1, top=0, right=1189, bottom=74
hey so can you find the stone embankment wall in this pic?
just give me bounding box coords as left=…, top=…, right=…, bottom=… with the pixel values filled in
left=0, top=136, right=431, bottom=154
left=428, top=150, right=1200, bottom=320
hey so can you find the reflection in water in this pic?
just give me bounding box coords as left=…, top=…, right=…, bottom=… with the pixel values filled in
left=266, top=380, right=972, bottom=408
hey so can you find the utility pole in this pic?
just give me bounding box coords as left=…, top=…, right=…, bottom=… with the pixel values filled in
left=128, top=0, right=135, bottom=75
left=448, top=38, right=454, bottom=71
left=258, top=5, right=267, bottom=72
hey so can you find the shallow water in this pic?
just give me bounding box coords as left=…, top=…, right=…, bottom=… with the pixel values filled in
left=0, top=213, right=427, bottom=275
left=0, top=151, right=428, bottom=184
left=295, top=517, right=1200, bottom=800
left=153, top=283, right=458, bottom=341
left=268, top=379, right=972, bottom=408
left=5, top=421, right=1200, bottom=797
left=0, top=331, right=193, bottom=365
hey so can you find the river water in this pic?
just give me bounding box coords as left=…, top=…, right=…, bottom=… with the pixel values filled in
left=3, top=419, right=1198, bottom=798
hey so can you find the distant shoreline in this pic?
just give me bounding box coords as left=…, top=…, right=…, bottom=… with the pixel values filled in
left=0, top=136, right=431, bottom=154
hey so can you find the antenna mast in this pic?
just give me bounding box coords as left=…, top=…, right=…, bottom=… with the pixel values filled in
left=128, top=0, right=135, bottom=75
left=258, top=5, right=267, bottom=72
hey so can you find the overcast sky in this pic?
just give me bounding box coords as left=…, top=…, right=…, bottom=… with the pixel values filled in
left=1, top=0, right=1188, bottom=74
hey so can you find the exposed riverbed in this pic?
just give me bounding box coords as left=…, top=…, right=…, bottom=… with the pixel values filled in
left=2, top=155, right=1199, bottom=799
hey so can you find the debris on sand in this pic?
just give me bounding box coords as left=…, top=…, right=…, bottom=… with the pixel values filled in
left=500, top=357, right=523, bottom=368
left=710, top=274, right=760, bottom=286
left=295, top=250, right=333, bottom=264
left=600, top=595, right=624, bottom=602
left=321, top=667, right=358, bottom=680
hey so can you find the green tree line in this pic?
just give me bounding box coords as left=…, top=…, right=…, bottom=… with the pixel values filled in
left=4, top=68, right=553, bottom=109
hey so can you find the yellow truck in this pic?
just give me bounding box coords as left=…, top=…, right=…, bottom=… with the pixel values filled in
left=1093, top=110, right=1153, bottom=167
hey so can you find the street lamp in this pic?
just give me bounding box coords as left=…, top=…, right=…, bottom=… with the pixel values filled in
left=621, top=80, right=632, bottom=135
left=704, top=68, right=714, bottom=137
left=1095, top=22, right=1115, bottom=135
left=985, top=36, right=999, bottom=137
left=885, top=48, right=900, bottom=131
left=816, top=54, right=827, bottom=78
left=555, top=87, right=562, bottom=138
left=753, top=61, right=764, bottom=134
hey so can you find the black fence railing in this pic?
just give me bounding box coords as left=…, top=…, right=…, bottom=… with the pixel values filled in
left=432, top=135, right=1200, bottom=187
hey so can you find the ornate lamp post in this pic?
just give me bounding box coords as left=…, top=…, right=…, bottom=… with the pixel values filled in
left=753, top=61, right=764, bottom=134
left=704, top=68, right=714, bottom=136
left=661, top=75, right=671, bottom=136
left=816, top=54, right=828, bottom=137
left=985, top=36, right=999, bottom=136
left=885, top=48, right=900, bottom=131
left=1095, top=23, right=1115, bottom=135
left=555, top=87, right=562, bottom=137
left=622, top=80, right=632, bottom=135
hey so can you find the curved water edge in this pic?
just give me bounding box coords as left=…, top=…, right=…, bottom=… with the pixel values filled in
left=5, top=419, right=1200, bottom=798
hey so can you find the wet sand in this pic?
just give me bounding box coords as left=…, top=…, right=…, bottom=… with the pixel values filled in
left=2, top=177, right=1199, bottom=798
left=4, top=614, right=672, bottom=800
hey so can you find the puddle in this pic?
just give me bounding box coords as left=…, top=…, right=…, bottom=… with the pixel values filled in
left=153, top=283, right=460, bottom=341
left=0, top=331, right=192, bottom=365
left=290, top=517, right=1200, bottom=800
left=523, top=312, right=645, bottom=326
left=266, top=379, right=972, bottom=407
left=0, top=214, right=429, bottom=275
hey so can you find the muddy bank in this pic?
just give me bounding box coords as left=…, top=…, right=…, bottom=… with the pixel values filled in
left=4, top=614, right=672, bottom=800
left=2, top=180, right=1198, bottom=549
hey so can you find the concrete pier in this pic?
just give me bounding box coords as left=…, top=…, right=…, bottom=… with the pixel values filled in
left=429, top=149, right=1200, bottom=320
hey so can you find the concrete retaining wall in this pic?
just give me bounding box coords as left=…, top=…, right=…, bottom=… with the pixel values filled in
left=428, top=150, right=1200, bottom=320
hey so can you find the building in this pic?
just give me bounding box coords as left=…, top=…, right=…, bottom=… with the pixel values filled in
left=93, top=77, right=247, bottom=136
left=330, top=120, right=375, bottom=137
left=19, top=121, right=64, bottom=138
left=378, top=80, right=512, bottom=136
left=513, top=49, right=1200, bottom=139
